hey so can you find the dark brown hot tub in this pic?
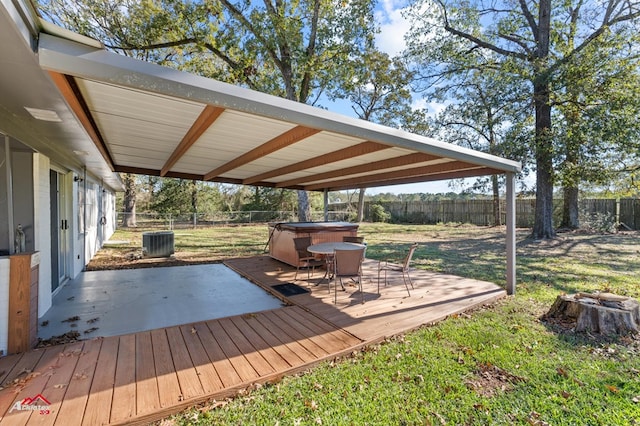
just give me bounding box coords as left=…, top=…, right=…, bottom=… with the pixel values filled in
left=268, top=222, right=359, bottom=266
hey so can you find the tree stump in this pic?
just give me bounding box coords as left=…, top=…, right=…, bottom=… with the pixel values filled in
left=544, top=292, right=640, bottom=335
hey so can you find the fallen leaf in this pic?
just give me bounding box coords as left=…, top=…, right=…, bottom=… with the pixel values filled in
left=605, top=384, right=619, bottom=393
left=572, top=377, right=585, bottom=386
left=54, top=383, right=67, bottom=389
left=304, top=399, right=318, bottom=410
left=431, top=411, right=446, bottom=425
left=191, top=327, right=197, bottom=334
left=556, top=367, right=568, bottom=378
left=560, top=390, right=572, bottom=399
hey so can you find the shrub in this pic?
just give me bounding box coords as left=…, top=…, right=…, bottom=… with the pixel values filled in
left=370, top=204, right=391, bottom=222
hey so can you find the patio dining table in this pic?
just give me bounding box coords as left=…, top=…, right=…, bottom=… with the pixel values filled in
left=307, top=242, right=366, bottom=284
left=307, top=241, right=365, bottom=255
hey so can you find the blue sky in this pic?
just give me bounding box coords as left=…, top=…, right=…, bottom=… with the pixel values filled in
left=326, top=0, right=456, bottom=194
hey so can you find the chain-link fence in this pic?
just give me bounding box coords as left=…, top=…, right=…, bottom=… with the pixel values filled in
left=117, top=210, right=354, bottom=229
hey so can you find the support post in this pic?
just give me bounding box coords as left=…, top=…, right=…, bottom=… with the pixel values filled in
left=506, top=172, right=516, bottom=295
left=323, top=189, right=328, bottom=222
left=4, top=133, right=15, bottom=253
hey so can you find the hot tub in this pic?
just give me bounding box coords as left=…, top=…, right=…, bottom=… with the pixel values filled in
left=268, top=222, right=359, bottom=266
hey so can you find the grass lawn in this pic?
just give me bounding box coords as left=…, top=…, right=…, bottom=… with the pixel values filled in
left=100, top=223, right=640, bottom=425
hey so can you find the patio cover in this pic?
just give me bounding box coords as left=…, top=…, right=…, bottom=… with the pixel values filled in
left=36, top=30, right=521, bottom=191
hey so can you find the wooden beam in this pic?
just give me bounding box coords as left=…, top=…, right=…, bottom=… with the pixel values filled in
left=243, top=141, right=389, bottom=185
left=113, top=165, right=304, bottom=189
left=48, top=71, right=116, bottom=171
left=204, top=125, right=320, bottom=181
left=316, top=167, right=499, bottom=192
left=304, top=161, right=483, bottom=191
left=161, top=105, right=225, bottom=176
left=276, top=153, right=442, bottom=188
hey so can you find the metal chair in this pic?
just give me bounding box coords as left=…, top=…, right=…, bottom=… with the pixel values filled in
left=377, top=243, right=418, bottom=296
left=343, top=235, right=365, bottom=243
left=293, top=237, right=324, bottom=282
left=332, top=247, right=366, bottom=304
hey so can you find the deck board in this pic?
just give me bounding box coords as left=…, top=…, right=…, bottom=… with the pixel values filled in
left=165, top=327, right=204, bottom=401
left=30, top=342, right=84, bottom=426
left=134, top=332, right=160, bottom=416
left=255, top=312, right=317, bottom=363
left=228, top=317, right=290, bottom=371
left=209, top=319, right=262, bottom=381
left=177, top=325, right=224, bottom=394
left=81, top=337, right=118, bottom=426
left=192, top=322, right=241, bottom=388
left=150, top=329, right=181, bottom=409
left=54, top=339, right=102, bottom=426
left=109, top=335, right=136, bottom=424
left=0, top=345, right=64, bottom=426
left=0, top=255, right=504, bottom=425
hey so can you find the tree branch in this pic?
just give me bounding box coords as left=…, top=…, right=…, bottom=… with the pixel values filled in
left=435, top=0, right=528, bottom=60
left=104, top=38, right=198, bottom=51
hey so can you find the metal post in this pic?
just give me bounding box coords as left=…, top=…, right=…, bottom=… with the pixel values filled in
left=4, top=133, right=15, bottom=253
left=324, top=189, right=329, bottom=222
left=506, top=172, right=516, bottom=295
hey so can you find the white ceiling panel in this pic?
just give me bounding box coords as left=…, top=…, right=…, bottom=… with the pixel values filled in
left=77, top=79, right=205, bottom=128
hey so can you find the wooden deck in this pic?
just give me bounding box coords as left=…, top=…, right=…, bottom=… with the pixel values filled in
left=0, top=256, right=505, bottom=425
left=226, top=256, right=506, bottom=342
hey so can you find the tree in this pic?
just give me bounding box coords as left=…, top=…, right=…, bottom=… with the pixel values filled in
left=328, top=49, right=418, bottom=221
left=121, top=173, right=137, bottom=227
left=554, top=36, right=640, bottom=228
left=426, top=65, right=532, bottom=225
left=406, top=0, right=640, bottom=238
left=151, top=178, right=223, bottom=217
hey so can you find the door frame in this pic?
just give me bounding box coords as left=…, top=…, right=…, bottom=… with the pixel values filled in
left=49, top=168, right=71, bottom=292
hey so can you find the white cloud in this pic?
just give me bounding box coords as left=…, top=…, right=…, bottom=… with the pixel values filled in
left=411, top=98, right=449, bottom=117
left=374, top=0, right=412, bottom=56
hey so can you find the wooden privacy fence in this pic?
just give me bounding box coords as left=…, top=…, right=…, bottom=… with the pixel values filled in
left=330, top=199, right=640, bottom=229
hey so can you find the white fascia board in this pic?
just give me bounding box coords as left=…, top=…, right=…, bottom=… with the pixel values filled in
left=2, top=0, right=38, bottom=49
left=38, top=33, right=522, bottom=174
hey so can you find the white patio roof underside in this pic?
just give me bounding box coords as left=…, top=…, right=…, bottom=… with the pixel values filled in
left=38, top=32, right=521, bottom=192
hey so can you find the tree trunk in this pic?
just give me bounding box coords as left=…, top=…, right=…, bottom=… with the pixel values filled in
left=531, top=105, right=556, bottom=239
left=122, top=173, right=137, bottom=227
left=560, top=186, right=579, bottom=229
left=531, top=0, right=556, bottom=239
left=297, top=189, right=311, bottom=222
left=356, top=188, right=365, bottom=222
left=491, top=175, right=501, bottom=226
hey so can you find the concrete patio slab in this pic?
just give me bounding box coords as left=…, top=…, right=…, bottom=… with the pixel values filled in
left=38, top=263, right=284, bottom=340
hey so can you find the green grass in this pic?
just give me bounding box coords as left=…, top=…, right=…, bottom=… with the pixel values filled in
left=104, top=223, right=640, bottom=425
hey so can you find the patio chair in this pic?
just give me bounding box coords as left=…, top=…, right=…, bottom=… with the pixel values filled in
left=293, top=237, right=324, bottom=282
left=332, top=247, right=366, bottom=304
left=343, top=235, right=365, bottom=243
left=343, top=235, right=367, bottom=257
left=377, top=243, right=418, bottom=297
